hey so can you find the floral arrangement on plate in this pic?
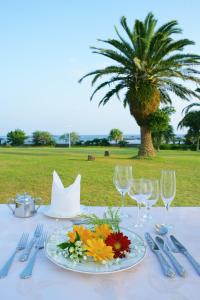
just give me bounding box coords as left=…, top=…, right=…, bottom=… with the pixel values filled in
left=57, top=208, right=132, bottom=264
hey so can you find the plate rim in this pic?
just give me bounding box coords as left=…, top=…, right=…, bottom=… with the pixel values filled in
left=43, top=205, right=87, bottom=219
left=45, top=226, right=147, bottom=275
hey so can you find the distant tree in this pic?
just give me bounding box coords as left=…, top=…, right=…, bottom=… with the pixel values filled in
left=109, top=129, right=123, bottom=143
left=163, top=125, right=175, bottom=144
left=178, top=111, right=200, bottom=151
left=148, top=107, right=175, bottom=150
left=7, top=129, right=27, bottom=146
left=174, top=136, right=185, bottom=145
left=60, top=132, right=80, bottom=145
left=70, top=132, right=80, bottom=145
left=184, top=128, right=196, bottom=146
left=32, top=131, right=55, bottom=146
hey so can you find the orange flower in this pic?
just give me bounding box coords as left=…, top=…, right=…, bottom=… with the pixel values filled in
left=94, top=224, right=113, bottom=240
left=68, top=225, right=94, bottom=244
left=85, top=238, right=114, bottom=262
left=68, top=231, right=76, bottom=243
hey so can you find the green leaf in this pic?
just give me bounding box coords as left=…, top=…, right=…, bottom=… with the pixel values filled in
left=57, top=242, right=70, bottom=249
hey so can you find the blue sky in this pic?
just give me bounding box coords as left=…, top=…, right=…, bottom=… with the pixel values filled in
left=1, top=0, right=200, bottom=135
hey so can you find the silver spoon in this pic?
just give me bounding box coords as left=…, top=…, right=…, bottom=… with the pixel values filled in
left=155, top=224, right=178, bottom=253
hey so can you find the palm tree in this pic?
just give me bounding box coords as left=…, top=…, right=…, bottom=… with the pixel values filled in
left=178, top=111, right=200, bottom=151
left=79, top=13, right=200, bottom=157
left=109, top=128, right=123, bottom=143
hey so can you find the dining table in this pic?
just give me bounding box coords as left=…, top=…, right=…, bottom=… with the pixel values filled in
left=0, top=204, right=200, bottom=300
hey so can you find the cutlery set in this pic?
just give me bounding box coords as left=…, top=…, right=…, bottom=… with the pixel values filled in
left=0, top=224, right=47, bottom=279
left=145, top=232, right=200, bottom=278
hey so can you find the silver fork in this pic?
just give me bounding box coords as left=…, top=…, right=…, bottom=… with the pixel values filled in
left=19, top=224, right=43, bottom=262
left=0, top=232, right=29, bottom=279
left=20, top=232, right=48, bottom=279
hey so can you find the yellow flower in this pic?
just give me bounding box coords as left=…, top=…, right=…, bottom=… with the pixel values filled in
left=94, top=224, right=113, bottom=240
left=85, top=238, right=114, bottom=262
left=68, top=225, right=94, bottom=244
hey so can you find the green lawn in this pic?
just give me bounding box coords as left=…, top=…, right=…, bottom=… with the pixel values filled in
left=0, top=147, right=199, bottom=206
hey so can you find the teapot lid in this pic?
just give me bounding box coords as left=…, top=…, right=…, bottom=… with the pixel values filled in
left=15, top=193, right=34, bottom=203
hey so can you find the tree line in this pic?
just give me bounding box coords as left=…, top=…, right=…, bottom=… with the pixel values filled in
left=1, top=106, right=200, bottom=151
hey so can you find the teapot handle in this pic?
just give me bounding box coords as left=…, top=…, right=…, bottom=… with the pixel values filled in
left=7, top=198, right=15, bottom=214
left=35, top=197, right=43, bottom=212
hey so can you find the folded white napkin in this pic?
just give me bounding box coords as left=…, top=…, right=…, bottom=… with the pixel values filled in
left=48, top=170, right=81, bottom=217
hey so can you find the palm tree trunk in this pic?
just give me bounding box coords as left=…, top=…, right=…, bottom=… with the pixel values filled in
left=138, top=126, right=155, bottom=157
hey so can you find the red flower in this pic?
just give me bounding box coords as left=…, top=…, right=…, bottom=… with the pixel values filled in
left=105, top=232, right=131, bottom=258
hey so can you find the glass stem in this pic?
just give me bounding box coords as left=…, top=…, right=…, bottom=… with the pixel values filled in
left=165, top=202, right=170, bottom=225
left=120, top=192, right=126, bottom=216
left=137, top=202, right=141, bottom=225
left=121, top=192, right=125, bottom=207
left=121, top=192, right=125, bottom=209
left=146, top=205, right=150, bottom=218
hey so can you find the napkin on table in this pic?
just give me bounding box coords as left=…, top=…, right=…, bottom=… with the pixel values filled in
left=48, top=170, right=81, bottom=217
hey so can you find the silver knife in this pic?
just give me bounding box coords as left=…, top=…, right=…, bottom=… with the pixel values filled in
left=145, top=233, right=175, bottom=278
left=155, top=236, right=186, bottom=277
left=170, top=235, right=200, bottom=276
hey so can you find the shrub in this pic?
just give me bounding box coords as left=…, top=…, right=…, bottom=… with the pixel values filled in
left=32, top=131, right=55, bottom=146
left=84, top=138, right=110, bottom=146
left=7, top=129, right=27, bottom=146
left=160, top=144, right=192, bottom=150
left=118, top=140, right=128, bottom=147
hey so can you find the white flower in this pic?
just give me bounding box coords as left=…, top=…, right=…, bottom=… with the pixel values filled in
left=75, top=246, right=82, bottom=252
left=75, top=240, right=82, bottom=247
left=69, top=247, right=75, bottom=253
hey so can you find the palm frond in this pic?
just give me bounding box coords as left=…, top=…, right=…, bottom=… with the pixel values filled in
left=90, top=76, right=126, bottom=100
left=79, top=13, right=200, bottom=113
left=91, top=47, right=133, bottom=69
left=182, top=102, right=200, bottom=113
left=98, top=83, right=126, bottom=106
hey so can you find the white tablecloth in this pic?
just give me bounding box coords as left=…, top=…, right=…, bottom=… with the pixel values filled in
left=0, top=205, right=200, bottom=300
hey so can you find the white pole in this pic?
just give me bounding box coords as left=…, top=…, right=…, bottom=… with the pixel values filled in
left=68, top=131, right=71, bottom=148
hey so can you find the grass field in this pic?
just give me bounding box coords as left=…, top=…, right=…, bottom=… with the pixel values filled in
left=0, top=147, right=199, bottom=206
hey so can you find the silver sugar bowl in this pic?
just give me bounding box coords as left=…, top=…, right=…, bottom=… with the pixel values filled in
left=7, top=193, right=43, bottom=218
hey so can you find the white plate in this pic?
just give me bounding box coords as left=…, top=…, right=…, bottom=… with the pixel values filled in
left=43, top=205, right=87, bottom=219
left=45, top=226, right=146, bottom=275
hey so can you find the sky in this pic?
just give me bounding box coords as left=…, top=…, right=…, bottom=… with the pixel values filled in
left=0, top=0, right=200, bottom=135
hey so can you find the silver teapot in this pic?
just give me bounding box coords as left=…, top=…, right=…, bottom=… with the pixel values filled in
left=7, top=193, right=43, bottom=218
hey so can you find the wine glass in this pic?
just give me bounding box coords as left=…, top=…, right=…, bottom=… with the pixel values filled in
left=143, top=179, right=159, bottom=221
left=160, top=170, right=176, bottom=228
left=113, top=165, right=133, bottom=218
left=128, top=178, right=147, bottom=227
